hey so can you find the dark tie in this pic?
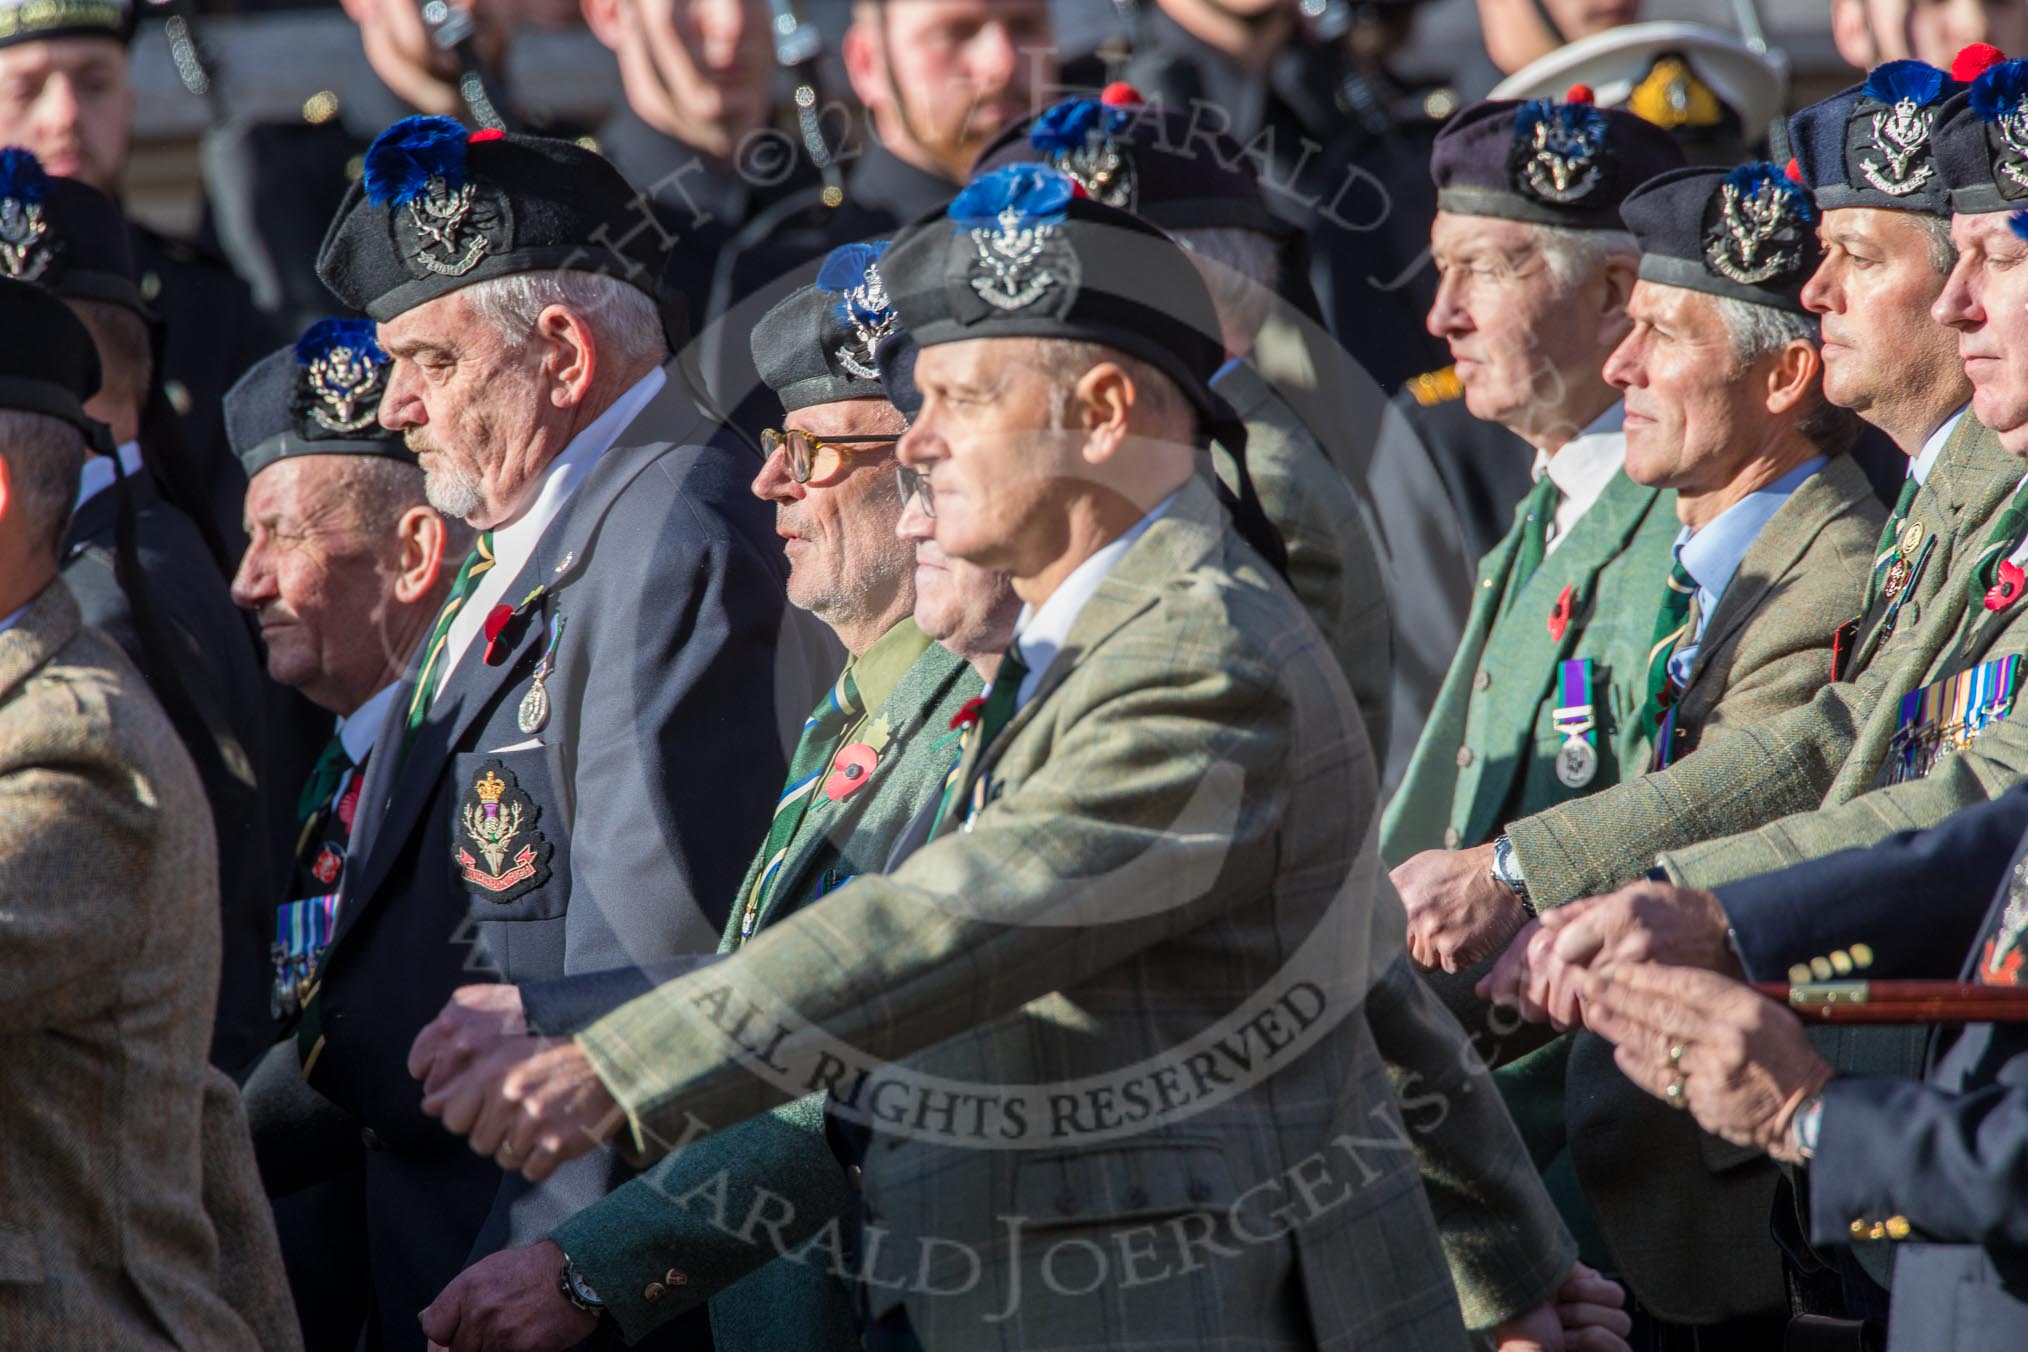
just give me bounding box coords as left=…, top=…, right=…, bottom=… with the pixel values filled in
left=927, top=641, right=1028, bottom=839
left=737, top=667, right=866, bottom=943
left=404, top=530, right=496, bottom=737
left=1510, top=473, right=1561, bottom=591
left=294, top=732, right=353, bottom=827
left=1640, top=556, right=1698, bottom=735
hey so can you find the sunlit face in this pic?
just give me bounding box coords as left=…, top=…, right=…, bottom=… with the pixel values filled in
left=899, top=488, right=1015, bottom=650
left=231, top=457, right=408, bottom=712
left=750, top=396, right=913, bottom=626
left=0, top=38, right=133, bottom=194
left=1934, top=212, right=2028, bottom=454
left=1608, top=281, right=1782, bottom=495
left=619, top=0, right=775, bottom=153
left=1802, top=207, right=1964, bottom=434
left=897, top=337, right=1083, bottom=575
left=1427, top=212, right=1606, bottom=434
left=374, top=291, right=550, bottom=528
left=1854, top=0, right=2028, bottom=68
left=851, top=0, right=1055, bottom=182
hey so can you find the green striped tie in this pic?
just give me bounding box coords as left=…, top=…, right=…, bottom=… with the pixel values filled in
left=294, top=733, right=354, bottom=828
left=404, top=531, right=495, bottom=737
left=1510, top=474, right=1561, bottom=591
left=927, top=642, right=1028, bottom=839
left=1640, top=556, right=1697, bottom=734
left=737, top=667, right=864, bottom=944
left=1968, top=487, right=2028, bottom=600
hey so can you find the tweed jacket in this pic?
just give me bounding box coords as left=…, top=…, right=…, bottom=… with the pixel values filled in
left=0, top=580, right=264, bottom=1350
left=575, top=479, right=1572, bottom=1349
left=1508, top=414, right=2025, bottom=903
left=545, top=632, right=980, bottom=1350
left=199, top=1068, right=302, bottom=1352
left=1211, top=358, right=1393, bottom=761
left=1381, top=447, right=1680, bottom=862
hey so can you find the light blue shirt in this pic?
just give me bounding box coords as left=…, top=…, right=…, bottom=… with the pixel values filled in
left=0, top=603, right=24, bottom=638
left=1667, top=456, right=1825, bottom=684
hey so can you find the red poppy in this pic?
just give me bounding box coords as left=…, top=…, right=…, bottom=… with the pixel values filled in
left=482, top=604, right=515, bottom=664
left=1985, top=560, right=2025, bottom=612
left=823, top=743, right=879, bottom=801
left=469, top=128, right=506, bottom=144
left=951, top=696, right=987, bottom=731
left=1547, top=585, right=1575, bottom=641
left=1980, top=936, right=2022, bottom=986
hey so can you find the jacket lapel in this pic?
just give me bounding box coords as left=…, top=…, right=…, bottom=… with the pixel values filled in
left=0, top=581, right=81, bottom=702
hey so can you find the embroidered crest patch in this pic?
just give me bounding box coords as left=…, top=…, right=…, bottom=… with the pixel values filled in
left=1029, top=96, right=1137, bottom=209
left=950, top=165, right=1076, bottom=313
left=1509, top=95, right=1611, bottom=208
left=817, top=241, right=897, bottom=379
left=1701, top=163, right=1817, bottom=286
left=0, top=148, right=55, bottom=282
left=292, top=318, right=389, bottom=435
left=453, top=760, right=554, bottom=902
left=1978, top=869, right=2028, bottom=985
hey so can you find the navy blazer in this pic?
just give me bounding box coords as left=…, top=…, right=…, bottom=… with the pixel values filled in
left=259, top=370, right=822, bottom=1348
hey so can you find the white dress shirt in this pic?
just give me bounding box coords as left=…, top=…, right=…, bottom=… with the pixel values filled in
left=1004, top=490, right=1179, bottom=712
left=1910, top=405, right=1967, bottom=488
left=1529, top=402, right=1627, bottom=556
left=73, top=440, right=144, bottom=511
left=428, top=366, right=667, bottom=704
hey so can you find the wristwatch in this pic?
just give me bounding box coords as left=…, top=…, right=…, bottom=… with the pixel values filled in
left=1792, top=1093, right=1825, bottom=1160
left=1489, top=835, right=1537, bottom=917
left=557, top=1255, right=606, bottom=1317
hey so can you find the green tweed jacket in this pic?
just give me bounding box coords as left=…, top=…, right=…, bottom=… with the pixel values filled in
left=549, top=627, right=979, bottom=1349
left=576, top=479, right=1573, bottom=1349
left=1551, top=455, right=1882, bottom=1324
left=1507, top=414, right=2025, bottom=904
left=1212, top=358, right=1393, bottom=760
left=1381, top=453, right=1680, bottom=863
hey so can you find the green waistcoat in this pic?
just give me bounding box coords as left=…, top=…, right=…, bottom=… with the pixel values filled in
left=550, top=621, right=981, bottom=1350
left=1381, top=458, right=1679, bottom=863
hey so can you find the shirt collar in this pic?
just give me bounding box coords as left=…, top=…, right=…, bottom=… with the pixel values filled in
left=1911, top=404, right=1968, bottom=487
left=1675, top=456, right=1825, bottom=604
left=73, top=440, right=144, bottom=511
left=490, top=366, right=667, bottom=566
left=0, top=602, right=27, bottom=638
left=847, top=617, right=936, bottom=716
left=1530, top=402, right=1627, bottom=496
left=1008, top=489, right=1180, bottom=706
left=336, top=681, right=398, bottom=766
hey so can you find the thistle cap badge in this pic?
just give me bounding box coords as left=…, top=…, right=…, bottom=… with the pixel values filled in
left=1702, top=161, right=1817, bottom=286
left=1028, top=89, right=1140, bottom=210
left=365, top=116, right=512, bottom=279
left=0, top=147, right=54, bottom=283
left=1510, top=87, right=1613, bottom=208
left=1848, top=60, right=1949, bottom=198
left=949, top=164, right=1076, bottom=313
left=293, top=318, right=389, bottom=436
left=1970, top=58, right=2028, bottom=199
left=816, top=241, right=897, bottom=381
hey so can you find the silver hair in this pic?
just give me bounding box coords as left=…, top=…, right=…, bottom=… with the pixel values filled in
left=1533, top=224, right=1639, bottom=291
left=461, top=270, right=667, bottom=370
left=1172, top=226, right=1281, bottom=345
left=323, top=456, right=476, bottom=562
left=1710, top=295, right=1820, bottom=366
left=1024, top=338, right=1195, bottom=438
left=0, top=410, right=86, bottom=559
left=1911, top=213, right=1957, bottom=275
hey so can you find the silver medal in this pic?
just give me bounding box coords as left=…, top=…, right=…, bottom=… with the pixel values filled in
left=1555, top=736, right=1597, bottom=789
left=517, top=674, right=550, bottom=735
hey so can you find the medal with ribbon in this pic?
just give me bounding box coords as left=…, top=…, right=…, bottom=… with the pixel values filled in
left=1880, top=652, right=2020, bottom=786
left=1551, top=657, right=1599, bottom=788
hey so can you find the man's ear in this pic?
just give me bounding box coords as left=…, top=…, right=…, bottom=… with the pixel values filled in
left=841, top=18, right=885, bottom=112
left=392, top=505, right=449, bottom=605
left=1763, top=338, right=1822, bottom=417
left=1596, top=256, right=1639, bottom=346
left=580, top=0, right=625, bottom=52
left=1075, top=362, right=1134, bottom=466
left=536, top=304, right=598, bottom=409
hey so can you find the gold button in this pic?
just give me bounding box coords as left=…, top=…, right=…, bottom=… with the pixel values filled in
left=1830, top=950, right=1854, bottom=975
left=1885, top=1216, right=1911, bottom=1240
left=1788, top=963, right=1812, bottom=985
left=1849, top=1219, right=1870, bottom=1239
left=302, top=89, right=339, bottom=124
left=1474, top=670, right=1491, bottom=692
left=1850, top=943, right=1874, bottom=969
left=1868, top=1222, right=1887, bottom=1241
left=1442, top=827, right=1461, bottom=849
left=643, top=1282, right=665, bottom=1303
left=1810, top=956, right=1834, bottom=980
left=665, top=1268, right=688, bottom=1286
left=1455, top=746, right=1474, bottom=769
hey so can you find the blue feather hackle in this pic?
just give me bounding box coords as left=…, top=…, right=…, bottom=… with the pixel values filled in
left=1969, top=60, right=2028, bottom=124
left=2011, top=210, right=2028, bottom=245
left=1723, top=161, right=1817, bottom=224
left=948, top=164, right=1074, bottom=232
left=1030, top=98, right=1128, bottom=153
left=363, top=115, right=471, bottom=208
left=1512, top=98, right=1606, bottom=155
left=1863, top=60, right=1946, bottom=107
left=817, top=241, right=892, bottom=325
left=0, top=147, right=49, bottom=204
left=294, top=317, right=388, bottom=369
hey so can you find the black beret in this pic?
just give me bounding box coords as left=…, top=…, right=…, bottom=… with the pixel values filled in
left=1789, top=61, right=1958, bottom=214
left=880, top=165, right=1229, bottom=424
left=751, top=241, right=899, bottom=414
left=1431, top=92, right=1686, bottom=229
left=1620, top=162, right=1820, bottom=313
left=0, top=273, right=100, bottom=433
left=970, top=88, right=1281, bottom=237
left=227, top=318, right=414, bottom=482
left=316, top=116, right=680, bottom=347
left=1934, top=55, right=2028, bottom=214
left=0, top=147, right=145, bottom=315
left=0, top=0, right=135, bottom=49
left=874, top=326, right=921, bottom=421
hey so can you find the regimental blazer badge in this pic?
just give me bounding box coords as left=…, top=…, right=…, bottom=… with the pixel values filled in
left=1702, top=163, right=1816, bottom=286
left=950, top=165, right=1076, bottom=313
left=1029, top=96, right=1137, bottom=209
left=364, top=116, right=514, bottom=281
left=1510, top=95, right=1611, bottom=208
left=1847, top=60, right=1946, bottom=197
left=293, top=318, right=389, bottom=435
left=1979, top=863, right=2028, bottom=985
left=817, top=241, right=897, bottom=380
left=454, top=760, right=554, bottom=902
left=1971, top=59, right=2028, bottom=198
left=0, top=148, right=55, bottom=282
